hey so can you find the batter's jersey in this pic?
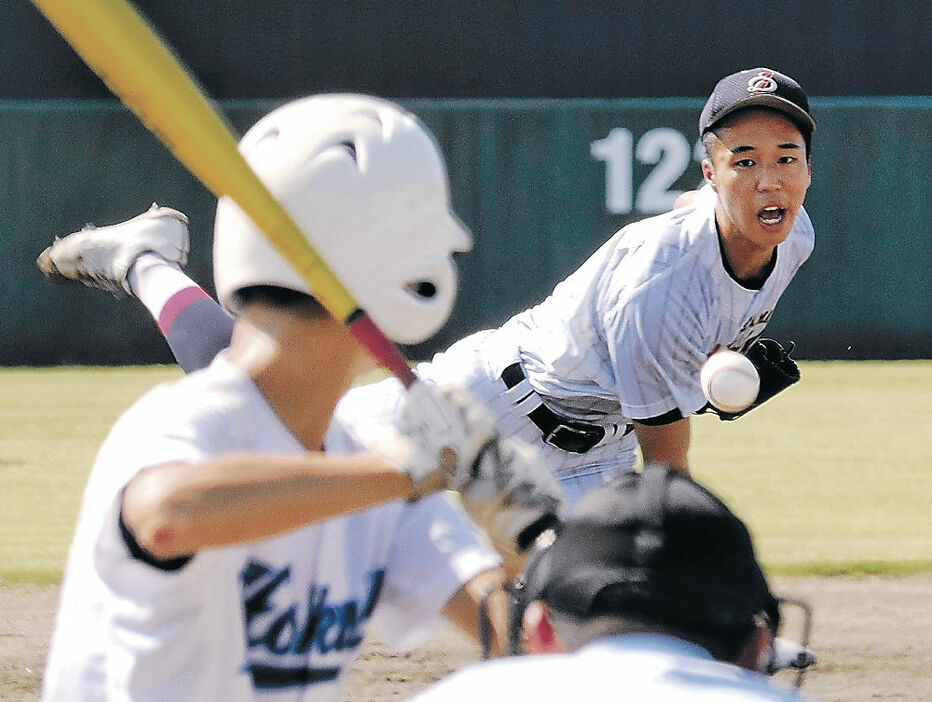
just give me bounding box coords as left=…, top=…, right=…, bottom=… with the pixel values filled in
left=42, top=355, right=500, bottom=702
left=411, top=634, right=815, bottom=701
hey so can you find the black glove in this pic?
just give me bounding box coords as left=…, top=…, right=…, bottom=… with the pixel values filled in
left=701, top=338, right=800, bottom=421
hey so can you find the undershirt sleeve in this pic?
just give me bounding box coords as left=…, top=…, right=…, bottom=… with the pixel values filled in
left=160, top=292, right=235, bottom=374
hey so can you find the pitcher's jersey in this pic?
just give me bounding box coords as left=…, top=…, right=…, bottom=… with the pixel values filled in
left=335, top=188, right=814, bottom=503
left=411, top=634, right=813, bottom=702
left=506, top=186, right=814, bottom=424
left=42, top=355, right=499, bottom=702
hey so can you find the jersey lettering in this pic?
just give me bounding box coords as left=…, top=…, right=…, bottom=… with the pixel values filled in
left=729, top=311, right=773, bottom=353
left=738, top=309, right=772, bottom=334
left=240, top=559, right=385, bottom=689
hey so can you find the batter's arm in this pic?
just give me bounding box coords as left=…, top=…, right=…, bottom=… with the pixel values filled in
left=442, top=567, right=513, bottom=657
left=121, top=453, right=413, bottom=560
left=633, top=416, right=691, bottom=473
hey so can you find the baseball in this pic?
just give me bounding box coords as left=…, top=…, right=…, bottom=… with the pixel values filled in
left=700, top=349, right=760, bottom=413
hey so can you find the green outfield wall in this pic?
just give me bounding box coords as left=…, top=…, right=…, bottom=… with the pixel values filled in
left=0, top=97, right=929, bottom=364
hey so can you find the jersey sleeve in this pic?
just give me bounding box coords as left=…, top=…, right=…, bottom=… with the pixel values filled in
left=596, top=248, right=711, bottom=420
left=86, top=384, right=233, bottom=576
left=786, top=204, right=815, bottom=270
left=367, top=492, right=502, bottom=652
left=332, top=376, right=407, bottom=449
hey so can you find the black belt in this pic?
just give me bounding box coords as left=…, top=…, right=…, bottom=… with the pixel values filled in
left=501, top=362, right=632, bottom=454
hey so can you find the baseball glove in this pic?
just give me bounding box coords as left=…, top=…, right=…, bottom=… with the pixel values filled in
left=702, top=338, right=800, bottom=421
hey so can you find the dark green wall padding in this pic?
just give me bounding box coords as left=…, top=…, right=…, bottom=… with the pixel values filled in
left=0, top=97, right=928, bottom=364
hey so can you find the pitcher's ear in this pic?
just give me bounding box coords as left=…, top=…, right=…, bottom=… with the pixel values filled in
left=701, top=159, right=717, bottom=191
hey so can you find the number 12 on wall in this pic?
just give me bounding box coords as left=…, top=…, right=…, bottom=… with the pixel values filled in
left=590, top=127, right=703, bottom=215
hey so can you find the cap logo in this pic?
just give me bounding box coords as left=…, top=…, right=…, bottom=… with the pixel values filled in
left=747, top=71, right=778, bottom=95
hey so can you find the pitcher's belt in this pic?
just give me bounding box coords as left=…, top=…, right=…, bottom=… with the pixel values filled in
left=500, top=363, right=633, bottom=454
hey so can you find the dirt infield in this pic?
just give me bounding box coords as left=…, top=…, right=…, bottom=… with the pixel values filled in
left=2, top=575, right=929, bottom=701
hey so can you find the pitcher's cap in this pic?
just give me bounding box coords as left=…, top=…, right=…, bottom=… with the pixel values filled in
left=699, top=67, right=816, bottom=137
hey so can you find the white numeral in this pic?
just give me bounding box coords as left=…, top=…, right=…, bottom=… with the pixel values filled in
left=590, top=128, right=634, bottom=214
left=591, top=127, right=703, bottom=214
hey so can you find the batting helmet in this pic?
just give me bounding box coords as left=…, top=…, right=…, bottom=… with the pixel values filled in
left=213, top=94, right=472, bottom=344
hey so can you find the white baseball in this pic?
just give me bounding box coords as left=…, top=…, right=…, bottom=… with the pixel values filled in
left=700, top=349, right=760, bottom=413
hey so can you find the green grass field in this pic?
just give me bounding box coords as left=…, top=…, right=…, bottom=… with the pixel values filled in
left=1, top=362, right=930, bottom=583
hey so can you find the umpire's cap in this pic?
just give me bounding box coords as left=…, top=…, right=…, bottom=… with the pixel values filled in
left=520, top=464, right=777, bottom=634
left=699, top=67, right=816, bottom=138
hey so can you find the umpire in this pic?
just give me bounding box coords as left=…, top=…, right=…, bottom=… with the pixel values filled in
left=412, top=464, right=816, bottom=701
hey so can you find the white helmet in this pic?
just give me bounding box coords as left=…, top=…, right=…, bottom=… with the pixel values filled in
left=213, top=94, right=472, bottom=344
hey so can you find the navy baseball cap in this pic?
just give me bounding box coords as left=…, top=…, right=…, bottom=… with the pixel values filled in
left=699, top=67, right=816, bottom=138
left=521, top=465, right=776, bottom=633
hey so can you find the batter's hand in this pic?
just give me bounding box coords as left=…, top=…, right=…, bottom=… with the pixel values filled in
left=379, top=381, right=565, bottom=560
left=458, top=435, right=564, bottom=563
left=382, top=380, right=498, bottom=500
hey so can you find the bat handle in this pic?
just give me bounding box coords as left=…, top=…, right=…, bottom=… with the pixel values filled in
left=347, top=314, right=418, bottom=388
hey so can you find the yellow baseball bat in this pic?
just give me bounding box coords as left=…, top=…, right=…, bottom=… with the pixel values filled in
left=31, top=0, right=417, bottom=386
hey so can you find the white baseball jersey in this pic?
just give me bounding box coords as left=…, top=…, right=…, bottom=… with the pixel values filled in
left=502, top=185, right=813, bottom=421
left=42, top=355, right=500, bottom=702
left=411, top=634, right=814, bottom=701
left=341, top=186, right=813, bottom=503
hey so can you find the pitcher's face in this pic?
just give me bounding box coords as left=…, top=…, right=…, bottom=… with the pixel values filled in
left=703, top=108, right=812, bottom=251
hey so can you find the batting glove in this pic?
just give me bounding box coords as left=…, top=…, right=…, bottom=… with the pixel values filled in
left=378, top=381, right=565, bottom=559
left=380, top=380, right=498, bottom=500
left=458, top=435, right=565, bottom=561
